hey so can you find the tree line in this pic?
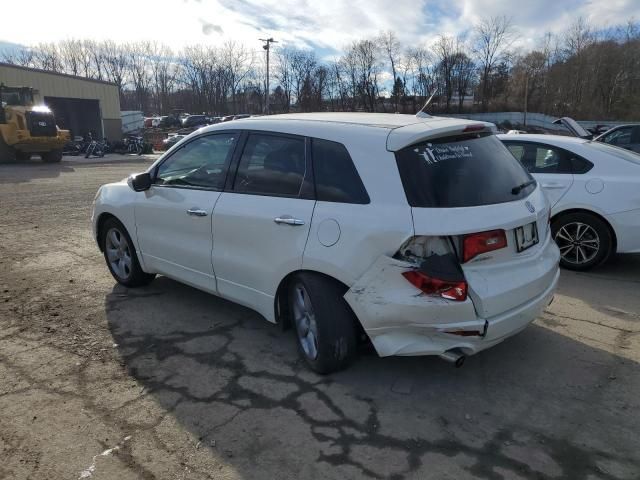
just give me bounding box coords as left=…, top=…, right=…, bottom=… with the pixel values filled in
left=2, top=16, right=639, bottom=120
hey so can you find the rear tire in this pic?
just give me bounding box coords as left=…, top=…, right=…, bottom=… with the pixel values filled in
left=288, top=273, right=357, bottom=374
left=100, top=217, right=155, bottom=287
left=552, top=212, right=613, bottom=271
left=42, top=149, right=62, bottom=163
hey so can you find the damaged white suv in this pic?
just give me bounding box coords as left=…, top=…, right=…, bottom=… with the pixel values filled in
left=92, top=113, right=560, bottom=373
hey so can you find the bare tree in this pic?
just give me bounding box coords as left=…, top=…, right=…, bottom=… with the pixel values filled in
left=474, top=15, right=514, bottom=111
left=379, top=31, right=401, bottom=110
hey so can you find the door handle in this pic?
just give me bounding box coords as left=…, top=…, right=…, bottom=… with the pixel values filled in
left=187, top=208, right=208, bottom=217
left=274, top=216, right=305, bottom=226
left=541, top=183, right=566, bottom=189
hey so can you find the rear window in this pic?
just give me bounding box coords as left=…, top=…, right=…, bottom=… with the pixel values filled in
left=395, top=133, right=535, bottom=208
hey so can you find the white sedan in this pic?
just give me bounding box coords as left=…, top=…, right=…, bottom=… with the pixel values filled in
left=499, top=134, right=640, bottom=270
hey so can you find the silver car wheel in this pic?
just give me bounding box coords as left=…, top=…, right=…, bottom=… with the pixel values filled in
left=555, top=222, right=600, bottom=265
left=292, top=283, right=319, bottom=360
left=105, top=227, right=132, bottom=280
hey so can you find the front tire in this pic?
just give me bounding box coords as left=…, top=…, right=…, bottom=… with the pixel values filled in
left=0, top=138, right=16, bottom=163
left=42, top=149, right=62, bottom=163
left=100, top=217, right=155, bottom=287
left=552, top=212, right=613, bottom=270
left=288, top=273, right=357, bottom=374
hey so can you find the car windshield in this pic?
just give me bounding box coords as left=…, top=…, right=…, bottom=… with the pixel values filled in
left=395, top=133, right=535, bottom=208
left=587, top=141, right=640, bottom=165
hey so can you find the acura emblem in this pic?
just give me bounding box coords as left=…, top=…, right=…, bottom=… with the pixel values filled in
left=525, top=201, right=535, bottom=213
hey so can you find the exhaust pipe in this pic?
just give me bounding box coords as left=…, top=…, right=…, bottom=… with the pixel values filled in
left=439, top=349, right=466, bottom=368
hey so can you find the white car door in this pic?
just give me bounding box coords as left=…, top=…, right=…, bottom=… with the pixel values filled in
left=504, top=141, right=574, bottom=207
left=135, top=132, right=239, bottom=292
left=211, top=131, right=315, bottom=321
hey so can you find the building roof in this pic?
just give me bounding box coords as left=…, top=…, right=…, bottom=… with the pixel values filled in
left=0, top=62, right=117, bottom=86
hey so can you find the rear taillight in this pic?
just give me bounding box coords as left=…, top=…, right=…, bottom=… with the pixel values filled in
left=402, top=270, right=468, bottom=301
left=463, top=229, right=507, bottom=262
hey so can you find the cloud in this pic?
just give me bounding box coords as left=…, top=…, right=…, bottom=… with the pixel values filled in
left=200, top=19, right=223, bottom=35
left=1, top=0, right=637, bottom=54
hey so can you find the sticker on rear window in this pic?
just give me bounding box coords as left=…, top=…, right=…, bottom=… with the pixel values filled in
left=414, top=144, right=473, bottom=165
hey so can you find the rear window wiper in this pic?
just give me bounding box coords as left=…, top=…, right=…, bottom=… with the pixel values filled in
left=511, top=179, right=536, bottom=195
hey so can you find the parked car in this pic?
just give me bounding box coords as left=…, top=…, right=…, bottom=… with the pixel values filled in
left=158, top=115, right=182, bottom=129
left=181, top=115, right=209, bottom=128
left=162, top=134, right=186, bottom=150
left=594, top=125, right=640, bottom=154
left=92, top=113, right=559, bottom=373
left=553, top=117, right=640, bottom=153
left=499, top=134, right=640, bottom=270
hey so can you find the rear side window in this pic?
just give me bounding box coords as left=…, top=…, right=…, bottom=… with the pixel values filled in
left=505, top=142, right=572, bottom=173
left=395, top=133, right=534, bottom=208
left=233, top=133, right=306, bottom=197
left=570, top=156, right=594, bottom=174
left=312, top=139, right=369, bottom=204
left=505, top=141, right=594, bottom=174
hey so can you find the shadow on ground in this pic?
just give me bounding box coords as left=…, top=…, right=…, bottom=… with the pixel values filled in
left=0, top=159, right=75, bottom=183
left=105, top=270, right=640, bottom=479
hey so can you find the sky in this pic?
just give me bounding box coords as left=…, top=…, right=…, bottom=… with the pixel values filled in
left=1, top=0, right=638, bottom=59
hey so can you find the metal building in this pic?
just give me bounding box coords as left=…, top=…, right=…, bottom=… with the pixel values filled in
left=0, top=63, right=121, bottom=140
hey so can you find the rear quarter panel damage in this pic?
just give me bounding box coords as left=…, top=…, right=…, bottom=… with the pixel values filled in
left=344, top=255, right=485, bottom=356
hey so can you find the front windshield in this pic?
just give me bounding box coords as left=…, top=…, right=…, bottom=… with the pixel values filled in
left=0, top=88, right=33, bottom=106
left=587, top=141, right=640, bottom=165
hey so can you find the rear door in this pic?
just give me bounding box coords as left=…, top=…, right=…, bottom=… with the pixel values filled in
left=395, top=133, right=556, bottom=319
left=211, top=131, right=315, bottom=321
left=503, top=141, right=574, bottom=207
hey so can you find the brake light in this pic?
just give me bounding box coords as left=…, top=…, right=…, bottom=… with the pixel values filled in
left=463, top=124, right=486, bottom=133
left=402, top=270, right=468, bottom=301
left=463, top=229, right=507, bottom=262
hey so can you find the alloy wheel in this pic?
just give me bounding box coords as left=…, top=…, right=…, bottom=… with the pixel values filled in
left=554, top=222, right=600, bottom=266
left=292, top=283, right=319, bottom=360
left=105, top=227, right=133, bottom=280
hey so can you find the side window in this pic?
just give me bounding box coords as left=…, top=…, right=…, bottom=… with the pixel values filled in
left=604, top=127, right=632, bottom=146
left=506, top=144, right=525, bottom=162
left=507, top=142, right=571, bottom=174
left=570, top=156, right=594, bottom=174
left=312, top=138, right=369, bottom=204
left=233, top=133, right=306, bottom=197
left=155, top=133, right=236, bottom=189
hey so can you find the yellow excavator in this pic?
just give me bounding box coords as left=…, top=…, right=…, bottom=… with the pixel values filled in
left=0, top=84, right=70, bottom=163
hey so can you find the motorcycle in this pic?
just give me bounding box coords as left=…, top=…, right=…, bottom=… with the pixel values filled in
left=85, top=139, right=106, bottom=158
left=125, top=135, right=144, bottom=155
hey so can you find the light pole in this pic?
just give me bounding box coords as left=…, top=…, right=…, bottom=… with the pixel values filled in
left=260, top=37, right=277, bottom=114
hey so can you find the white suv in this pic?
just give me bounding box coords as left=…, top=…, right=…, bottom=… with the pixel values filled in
left=92, top=113, right=560, bottom=373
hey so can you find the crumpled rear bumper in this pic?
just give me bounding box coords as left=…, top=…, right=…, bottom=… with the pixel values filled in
left=344, top=255, right=559, bottom=357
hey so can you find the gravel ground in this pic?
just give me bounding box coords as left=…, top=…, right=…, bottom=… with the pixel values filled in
left=1, top=155, right=639, bottom=480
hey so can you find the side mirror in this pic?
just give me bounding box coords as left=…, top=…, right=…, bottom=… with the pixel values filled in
left=129, top=172, right=152, bottom=192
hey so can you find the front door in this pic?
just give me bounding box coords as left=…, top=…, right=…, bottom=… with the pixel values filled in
left=135, top=132, right=238, bottom=292
left=212, top=132, right=315, bottom=321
